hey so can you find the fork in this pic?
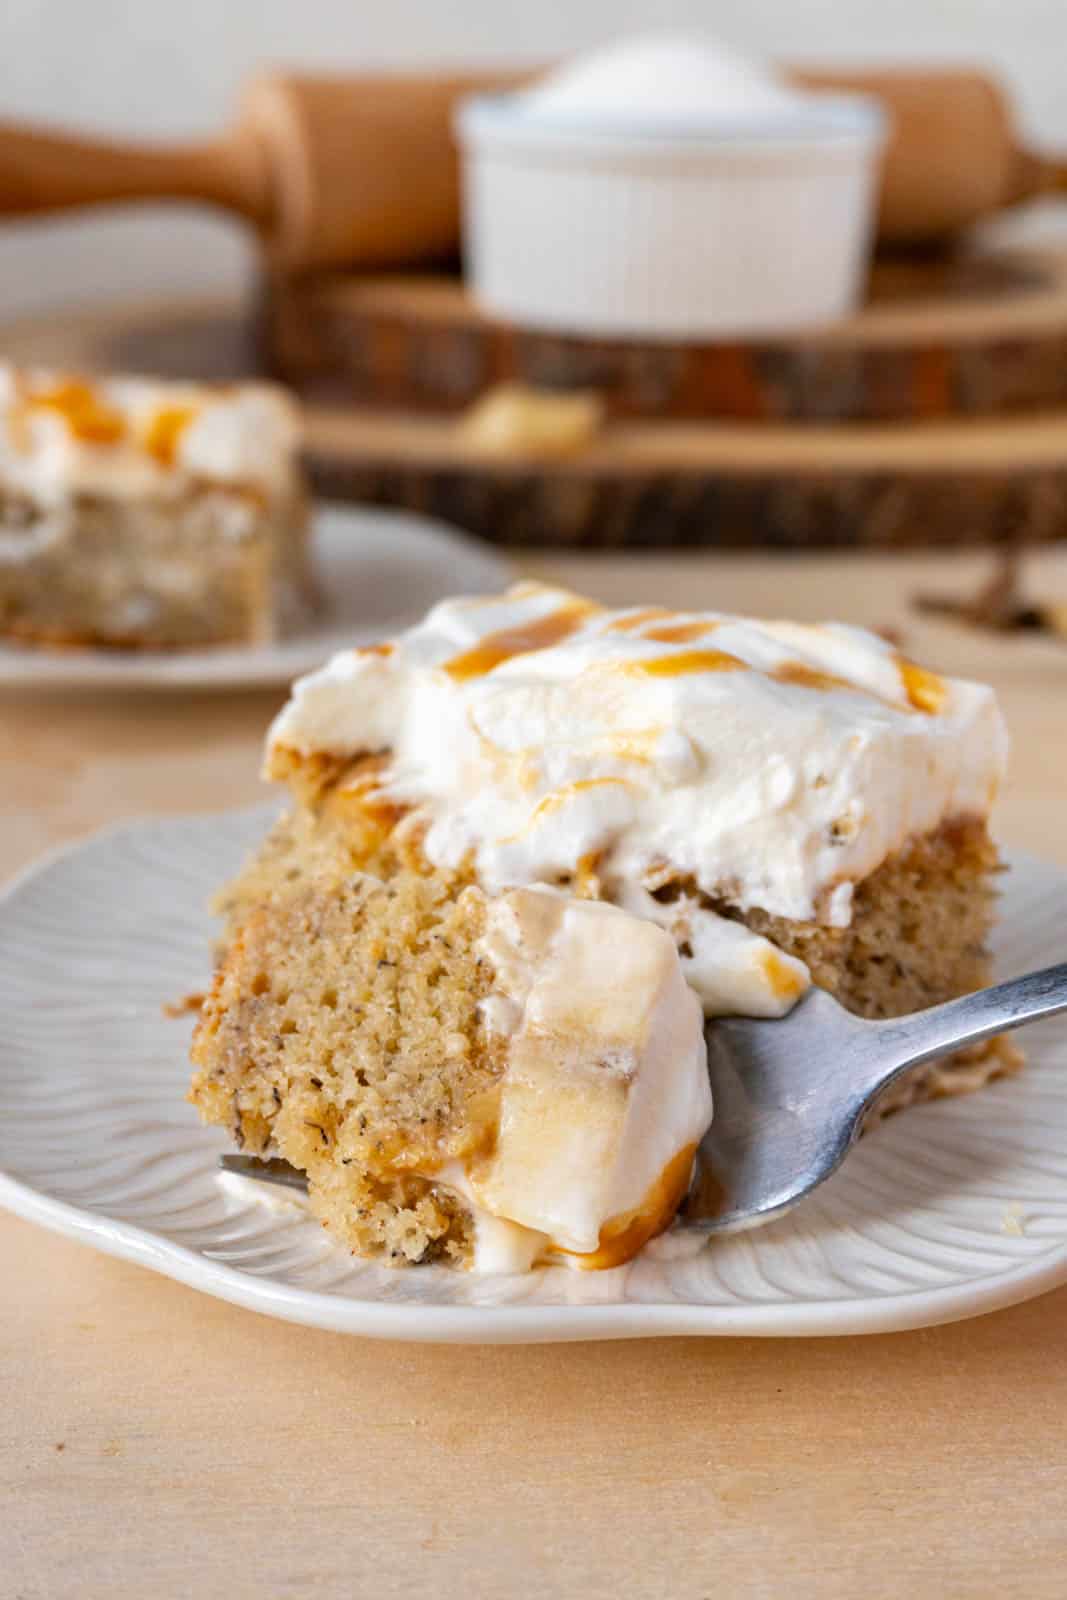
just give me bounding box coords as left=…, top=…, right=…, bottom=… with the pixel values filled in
left=220, top=963, right=1067, bottom=1237
left=688, top=962, right=1067, bottom=1233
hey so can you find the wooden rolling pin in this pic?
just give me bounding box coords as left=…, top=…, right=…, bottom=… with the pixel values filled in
left=0, top=67, right=1063, bottom=268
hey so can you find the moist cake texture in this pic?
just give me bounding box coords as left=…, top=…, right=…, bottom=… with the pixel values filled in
left=0, top=367, right=315, bottom=650
left=192, top=868, right=710, bottom=1269
left=190, top=582, right=1016, bottom=1270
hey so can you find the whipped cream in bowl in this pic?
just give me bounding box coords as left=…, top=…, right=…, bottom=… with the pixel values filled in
left=456, top=31, right=886, bottom=336
left=505, top=32, right=865, bottom=142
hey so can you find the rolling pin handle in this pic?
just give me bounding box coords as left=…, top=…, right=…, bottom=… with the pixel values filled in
left=1032, top=154, right=1067, bottom=199
left=0, top=118, right=274, bottom=229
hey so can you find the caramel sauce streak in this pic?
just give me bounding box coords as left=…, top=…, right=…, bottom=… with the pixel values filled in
left=607, top=607, right=672, bottom=631
left=444, top=602, right=597, bottom=681
left=529, top=776, right=630, bottom=819
left=143, top=404, right=198, bottom=466
left=499, top=778, right=630, bottom=844
left=28, top=380, right=125, bottom=445
left=775, top=656, right=947, bottom=715
left=897, top=657, right=948, bottom=715
left=759, top=949, right=807, bottom=1003
left=633, top=649, right=746, bottom=677
left=561, top=1143, right=697, bottom=1271
left=772, top=661, right=858, bottom=694
left=640, top=620, right=720, bottom=644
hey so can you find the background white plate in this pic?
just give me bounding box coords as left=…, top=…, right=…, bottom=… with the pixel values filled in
left=2, top=808, right=1066, bottom=1343
left=0, top=503, right=511, bottom=691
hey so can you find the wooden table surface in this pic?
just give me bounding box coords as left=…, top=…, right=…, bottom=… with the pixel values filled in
left=4, top=545, right=1067, bottom=1599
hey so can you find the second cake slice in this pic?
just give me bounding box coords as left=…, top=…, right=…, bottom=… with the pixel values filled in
left=0, top=366, right=314, bottom=650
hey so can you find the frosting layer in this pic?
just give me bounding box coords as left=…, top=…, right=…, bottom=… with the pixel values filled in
left=0, top=366, right=298, bottom=506
left=269, top=583, right=1008, bottom=1015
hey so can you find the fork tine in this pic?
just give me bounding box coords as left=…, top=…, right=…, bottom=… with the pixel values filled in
left=219, top=1154, right=309, bottom=1192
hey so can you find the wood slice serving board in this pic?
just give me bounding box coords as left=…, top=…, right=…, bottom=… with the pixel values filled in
left=262, top=248, right=1067, bottom=425
left=4, top=292, right=1067, bottom=549
left=305, top=406, right=1067, bottom=549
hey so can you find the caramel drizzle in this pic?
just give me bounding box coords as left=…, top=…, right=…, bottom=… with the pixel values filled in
left=13, top=377, right=214, bottom=470
left=143, top=404, right=198, bottom=466
left=631, top=648, right=746, bottom=678
left=897, top=657, right=948, bottom=715
left=442, top=593, right=947, bottom=716
left=758, top=949, right=807, bottom=1003
left=775, top=657, right=947, bottom=715
left=559, top=1142, right=697, bottom=1271
left=500, top=777, right=631, bottom=844
left=444, top=601, right=598, bottom=681
left=15, top=380, right=209, bottom=471
left=28, top=380, right=125, bottom=445
left=528, top=777, right=630, bottom=821
left=772, top=661, right=858, bottom=694
left=608, top=609, right=723, bottom=644
left=640, top=620, right=719, bottom=644
left=608, top=607, right=672, bottom=631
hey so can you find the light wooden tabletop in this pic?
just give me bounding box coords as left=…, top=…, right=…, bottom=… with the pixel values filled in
left=4, top=544, right=1067, bottom=1599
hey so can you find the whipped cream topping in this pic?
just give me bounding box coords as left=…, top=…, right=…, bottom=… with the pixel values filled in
left=0, top=366, right=298, bottom=507
left=453, top=886, right=711, bottom=1271
left=268, top=582, right=1008, bottom=1018
left=517, top=33, right=806, bottom=132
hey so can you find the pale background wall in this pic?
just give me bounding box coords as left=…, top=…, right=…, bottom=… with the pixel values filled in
left=0, top=0, right=1065, bottom=317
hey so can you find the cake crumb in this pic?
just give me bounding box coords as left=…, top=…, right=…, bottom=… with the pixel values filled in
left=163, top=992, right=205, bottom=1018
left=1001, top=1202, right=1026, bottom=1237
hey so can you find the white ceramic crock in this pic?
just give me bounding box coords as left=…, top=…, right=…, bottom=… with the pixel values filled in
left=456, top=91, right=887, bottom=340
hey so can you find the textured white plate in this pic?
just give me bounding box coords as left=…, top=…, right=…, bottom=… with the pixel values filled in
left=0, top=504, right=510, bottom=691
left=2, top=809, right=1067, bottom=1343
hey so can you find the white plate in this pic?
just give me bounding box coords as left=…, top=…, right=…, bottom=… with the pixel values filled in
left=2, top=808, right=1067, bottom=1343
left=0, top=504, right=511, bottom=691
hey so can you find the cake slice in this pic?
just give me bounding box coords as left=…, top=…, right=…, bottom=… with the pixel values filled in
left=190, top=582, right=1016, bottom=1271
left=191, top=868, right=710, bottom=1270
left=0, top=366, right=315, bottom=650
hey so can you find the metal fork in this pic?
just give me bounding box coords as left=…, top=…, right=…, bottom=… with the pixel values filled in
left=688, top=962, right=1067, bottom=1233
left=220, top=963, right=1067, bottom=1237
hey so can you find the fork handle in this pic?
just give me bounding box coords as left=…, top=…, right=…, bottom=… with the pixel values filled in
left=866, top=962, right=1067, bottom=1092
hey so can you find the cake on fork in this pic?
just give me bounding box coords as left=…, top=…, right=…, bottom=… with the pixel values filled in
left=190, top=582, right=1015, bottom=1272
left=0, top=366, right=315, bottom=650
